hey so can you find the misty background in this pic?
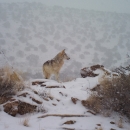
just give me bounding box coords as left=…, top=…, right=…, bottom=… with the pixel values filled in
left=0, top=0, right=130, bottom=80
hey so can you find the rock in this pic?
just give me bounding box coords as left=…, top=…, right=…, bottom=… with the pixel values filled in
left=46, top=86, right=65, bottom=88
left=18, top=92, right=29, bottom=97
left=90, top=65, right=104, bottom=71
left=18, top=92, right=42, bottom=104
left=33, top=91, right=38, bottom=94
left=31, top=97, right=42, bottom=104
left=96, top=124, right=101, bottom=126
left=32, top=81, right=45, bottom=85
left=52, top=103, right=57, bottom=106
left=59, top=92, right=64, bottom=96
left=3, top=100, right=37, bottom=116
left=80, top=64, right=104, bottom=78
left=49, top=96, right=53, bottom=100
left=18, top=101, right=37, bottom=115
left=4, top=101, right=19, bottom=117
left=43, top=97, right=49, bottom=101
left=61, top=127, right=75, bottom=130
left=71, top=97, right=79, bottom=104
left=63, top=120, right=76, bottom=125
left=87, top=110, right=96, bottom=115
left=59, top=92, right=67, bottom=97
left=110, top=121, right=115, bottom=124
left=57, top=99, right=60, bottom=102
left=41, top=84, right=46, bottom=87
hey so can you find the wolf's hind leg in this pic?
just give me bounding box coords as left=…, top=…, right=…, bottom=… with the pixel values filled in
left=54, top=72, right=60, bottom=82
left=45, top=73, right=51, bottom=79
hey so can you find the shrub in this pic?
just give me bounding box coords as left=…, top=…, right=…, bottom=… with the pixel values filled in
left=0, top=78, right=16, bottom=96
left=83, top=73, right=130, bottom=119
left=0, top=66, right=25, bottom=96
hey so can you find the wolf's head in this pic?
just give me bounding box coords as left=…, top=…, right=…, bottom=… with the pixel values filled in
left=61, top=49, right=70, bottom=60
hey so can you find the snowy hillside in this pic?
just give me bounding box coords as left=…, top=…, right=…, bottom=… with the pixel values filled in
left=0, top=75, right=130, bottom=130
left=0, top=2, right=130, bottom=80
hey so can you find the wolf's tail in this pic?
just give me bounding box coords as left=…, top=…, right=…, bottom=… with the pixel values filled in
left=42, top=64, right=45, bottom=75
left=42, top=64, right=47, bottom=79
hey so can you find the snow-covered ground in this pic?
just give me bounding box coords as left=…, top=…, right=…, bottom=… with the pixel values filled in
left=0, top=75, right=130, bottom=130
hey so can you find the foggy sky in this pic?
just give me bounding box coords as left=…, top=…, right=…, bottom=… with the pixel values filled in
left=0, top=0, right=130, bottom=14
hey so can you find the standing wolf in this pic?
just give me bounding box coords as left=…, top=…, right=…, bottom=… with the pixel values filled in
left=43, top=49, right=70, bottom=81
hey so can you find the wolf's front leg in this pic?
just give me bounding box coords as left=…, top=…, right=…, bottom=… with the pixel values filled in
left=54, top=72, right=60, bottom=82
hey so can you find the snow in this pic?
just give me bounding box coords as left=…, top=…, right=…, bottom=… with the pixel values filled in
left=0, top=2, right=130, bottom=130
left=0, top=77, right=130, bottom=130
left=0, top=2, right=130, bottom=80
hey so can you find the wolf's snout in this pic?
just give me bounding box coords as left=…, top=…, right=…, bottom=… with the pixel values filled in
left=67, top=57, right=70, bottom=60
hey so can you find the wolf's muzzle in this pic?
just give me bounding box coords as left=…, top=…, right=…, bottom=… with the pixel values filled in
left=67, top=57, right=70, bottom=60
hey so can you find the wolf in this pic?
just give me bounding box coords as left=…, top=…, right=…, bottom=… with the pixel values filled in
left=43, top=49, right=70, bottom=81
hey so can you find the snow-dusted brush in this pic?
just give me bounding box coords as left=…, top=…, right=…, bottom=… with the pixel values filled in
left=82, top=70, right=130, bottom=120
left=0, top=66, right=25, bottom=96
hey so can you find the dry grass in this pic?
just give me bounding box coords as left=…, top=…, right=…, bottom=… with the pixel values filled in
left=82, top=95, right=102, bottom=113
left=98, top=126, right=103, bottom=130
left=0, top=66, right=25, bottom=96
left=117, top=117, right=123, bottom=128
left=95, top=126, right=103, bottom=130
left=20, top=117, right=30, bottom=127
left=83, top=72, right=130, bottom=119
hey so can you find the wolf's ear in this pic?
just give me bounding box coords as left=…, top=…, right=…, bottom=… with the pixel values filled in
left=62, top=49, right=65, bottom=53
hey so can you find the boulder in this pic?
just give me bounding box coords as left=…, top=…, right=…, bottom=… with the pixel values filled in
left=80, top=64, right=104, bottom=78
left=3, top=100, right=37, bottom=116
left=4, top=101, right=19, bottom=116
left=18, top=101, right=37, bottom=115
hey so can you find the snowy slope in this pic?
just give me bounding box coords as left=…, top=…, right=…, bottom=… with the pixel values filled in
left=0, top=76, right=130, bottom=130
left=0, top=2, right=130, bottom=80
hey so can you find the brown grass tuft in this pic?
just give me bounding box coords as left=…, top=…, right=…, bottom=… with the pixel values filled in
left=83, top=72, right=130, bottom=119
left=117, top=117, right=123, bottom=128
left=95, top=126, right=103, bottom=130
left=21, top=117, right=30, bottom=127
left=0, top=66, right=25, bottom=96
left=82, top=95, right=102, bottom=113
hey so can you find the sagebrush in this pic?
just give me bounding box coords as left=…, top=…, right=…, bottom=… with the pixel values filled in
left=83, top=73, right=130, bottom=119
left=0, top=66, right=24, bottom=96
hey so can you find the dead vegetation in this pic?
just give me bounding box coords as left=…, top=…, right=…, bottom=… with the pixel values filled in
left=82, top=67, right=130, bottom=119
left=95, top=126, right=103, bottom=130
left=20, top=117, right=30, bottom=127
left=0, top=66, right=35, bottom=117
left=117, top=117, right=123, bottom=128
left=0, top=66, right=25, bottom=97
